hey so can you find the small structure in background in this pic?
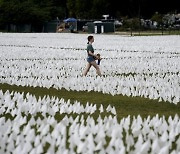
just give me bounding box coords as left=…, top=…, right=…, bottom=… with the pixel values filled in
left=102, top=15, right=109, bottom=20
left=87, top=21, right=115, bottom=33
left=63, top=18, right=77, bottom=33
left=44, top=18, right=60, bottom=32
left=86, top=15, right=115, bottom=33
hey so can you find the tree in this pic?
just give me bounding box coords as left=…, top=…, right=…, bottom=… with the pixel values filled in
left=0, top=0, right=53, bottom=25
left=151, top=12, right=163, bottom=27
left=91, top=0, right=110, bottom=19
left=0, top=0, right=180, bottom=31
left=151, top=12, right=165, bottom=34
left=66, top=0, right=76, bottom=17
left=75, top=0, right=89, bottom=19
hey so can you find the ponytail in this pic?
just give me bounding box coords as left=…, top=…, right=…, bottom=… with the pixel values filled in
left=87, top=35, right=93, bottom=44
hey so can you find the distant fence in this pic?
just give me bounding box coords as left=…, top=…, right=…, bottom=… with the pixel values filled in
left=126, top=29, right=180, bottom=36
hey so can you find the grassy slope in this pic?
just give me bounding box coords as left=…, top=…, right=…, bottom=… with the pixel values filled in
left=0, top=83, right=179, bottom=120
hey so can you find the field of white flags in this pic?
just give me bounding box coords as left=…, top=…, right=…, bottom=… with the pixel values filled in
left=0, top=90, right=180, bottom=153
left=0, top=33, right=180, bottom=104
left=0, top=33, right=180, bottom=153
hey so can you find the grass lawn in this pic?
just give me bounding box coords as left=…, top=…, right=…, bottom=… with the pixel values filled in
left=0, top=83, right=179, bottom=120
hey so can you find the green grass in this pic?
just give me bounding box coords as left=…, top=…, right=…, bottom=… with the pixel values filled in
left=0, top=83, right=179, bottom=120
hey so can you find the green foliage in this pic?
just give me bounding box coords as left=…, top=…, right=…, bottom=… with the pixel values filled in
left=0, top=0, right=65, bottom=26
left=66, top=0, right=76, bottom=17
left=62, top=0, right=111, bottom=19
left=50, top=6, right=66, bottom=19
left=151, top=12, right=163, bottom=26
left=122, top=17, right=140, bottom=30
left=90, top=0, right=110, bottom=19
left=74, top=0, right=88, bottom=18
left=0, top=0, right=179, bottom=27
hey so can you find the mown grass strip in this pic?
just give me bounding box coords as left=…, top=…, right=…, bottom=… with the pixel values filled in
left=0, top=83, right=179, bottom=120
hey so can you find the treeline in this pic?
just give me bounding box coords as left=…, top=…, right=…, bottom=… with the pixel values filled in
left=0, top=0, right=179, bottom=26
left=0, top=0, right=66, bottom=26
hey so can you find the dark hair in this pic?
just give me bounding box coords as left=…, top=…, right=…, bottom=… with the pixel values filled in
left=87, top=35, right=93, bottom=44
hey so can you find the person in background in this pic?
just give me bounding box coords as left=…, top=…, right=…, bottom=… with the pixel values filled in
left=83, top=35, right=101, bottom=76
